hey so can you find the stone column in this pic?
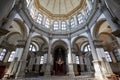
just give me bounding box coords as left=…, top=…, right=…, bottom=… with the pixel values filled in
left=72, top=54, right=79, bottom=75
left=72, top=54, right=76, bottom=64
left=67, top=38, right=74, bottom=76
left=15, top=30, right=33, bottom=78
left=44, top=54, right=47, bottom=64
left=94, top=40, right=113, bottom=76
left=66, top=56, right=69, bottom=73
left=79, top=56, right=85, bottom=72
left=5, top=40, right=25, bottom=76
left=5, top=57, right=18, bottom=77
left=86, top=57, right=92, bottom=72
left=84, top=56, right=91, bottom=72
left=35, top=56, right=41, bottom=73
left=44, top=37, right=52, bottom=76
left=28, top=57, right=35, bottom=71
left=86, top=27, right=107, bottom=80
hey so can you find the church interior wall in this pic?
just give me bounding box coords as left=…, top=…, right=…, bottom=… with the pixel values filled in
left=0, top=0, right=120, bottom=80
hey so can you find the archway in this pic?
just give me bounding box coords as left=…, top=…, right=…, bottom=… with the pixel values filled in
left=53, top=46, right=67, bottom=75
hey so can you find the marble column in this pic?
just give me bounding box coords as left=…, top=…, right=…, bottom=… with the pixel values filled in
left=72, top=54, right=79, bottom=75
left=35, top=56, right=41, bottom=73
left=87, top=57, right=92, bottom=72
left=95, top=40, right=113, bottom=75
left=87, top=27, right=106, bottom=80
left=44, top=38, right=52, bottom=76
left=67, top=38, right=74, bottom=76
left=5, top=57, right=18, bottom=77
left=28, top=57, right=35, bottom=71
left=79, top=56, right=85, bottom=72
left=15, top=30, right=33, bottom=78
left=44, top=54, right=47, bottom=64
left=7, top=40, right=25, bottom=76
left=84, top=56, right=91, bottom=72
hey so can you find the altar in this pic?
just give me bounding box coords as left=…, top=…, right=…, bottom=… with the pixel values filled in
left=55, top=57, right=65, bottom=75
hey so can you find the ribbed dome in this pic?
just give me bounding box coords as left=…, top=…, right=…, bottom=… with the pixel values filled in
left=34, top=0, right=85, bottom=19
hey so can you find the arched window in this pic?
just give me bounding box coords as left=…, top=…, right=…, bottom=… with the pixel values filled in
left=77, top=13, right=84, bottom=24
left=30, top=7, right=36, bottom=19
left=8, top=51, right=16, bottom=62
left=70, top=18, right=75, bottom=28
left=76, top=56, right=79, bottom=64
left=54, top=21, right=59, bottom=30
left=85, top=6, right=90, bottom=16
left=36, top=13, right=43, bottom=24
left=0, top=49, right=7, bottom=61
left=84, top=44, right=91, bottom=52
left=29, top=44, right=37, bottom=52
left=82, top=4, right=90, bottom=19
left=40, top=56, right=44, bottom=64
left=104, top=51, right=112, bottom=62
left=61, top=21, right=66, bottom=30
left=45, top=18, right=50, bottom=28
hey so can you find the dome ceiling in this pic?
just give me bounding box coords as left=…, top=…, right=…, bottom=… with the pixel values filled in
left=34, top=0, right=85, bottom=19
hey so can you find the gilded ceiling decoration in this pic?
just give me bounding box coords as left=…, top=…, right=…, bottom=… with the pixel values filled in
left=34, top=0, right=85, bottom=19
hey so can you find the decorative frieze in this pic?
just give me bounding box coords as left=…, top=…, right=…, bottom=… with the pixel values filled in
left=16, top=40, right=26, bottom=47
left=93, top=39, right=103, bottom=48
